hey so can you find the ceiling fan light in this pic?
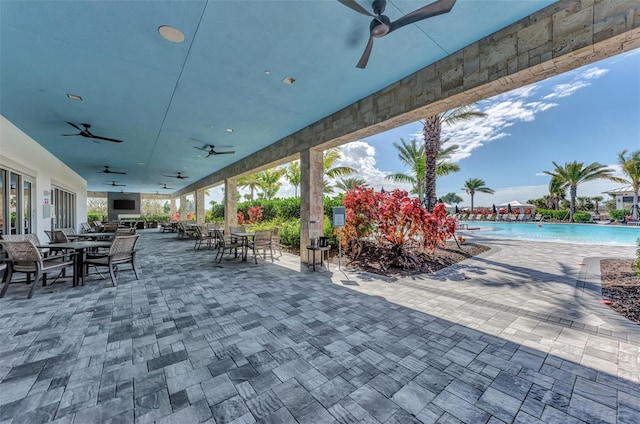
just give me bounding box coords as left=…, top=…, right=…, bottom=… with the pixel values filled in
left=226, top=128, right=234, bottom=132
left=282, top=76, right=296, bottom=85
left=66, top=93, right=82, bottom=101
left=158, top=25, right=185, bottom=43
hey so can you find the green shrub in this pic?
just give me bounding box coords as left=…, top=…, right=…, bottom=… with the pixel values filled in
left=87, top=212, right=103, bottom=224
left=280, top=218, right=300, bottom=247
left=610, top=209, right=629, bottom=221
left=536, top=209, right=570, bottom=221
left=572, top=211, right=591, bottom=223
left=211, top=204, right=225, bottom=220
left=276, top=197, right=301, bottom=220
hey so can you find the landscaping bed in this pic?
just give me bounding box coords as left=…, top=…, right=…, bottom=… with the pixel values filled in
left=600, top=259, right=640, bottom=325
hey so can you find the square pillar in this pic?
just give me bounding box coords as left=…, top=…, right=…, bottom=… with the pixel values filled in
left=170, top=198, right=176, bottom=219
left=179, top=195, right=187, bottom=220
left=224, top=178, right=238, bottom=233
left=300, top=148, right=324, bottom=260
left=196, top=188, right=206, bottom=224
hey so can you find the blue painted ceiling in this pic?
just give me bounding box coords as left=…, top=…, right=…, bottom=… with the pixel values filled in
left=0, top=0, right=556, bottom=193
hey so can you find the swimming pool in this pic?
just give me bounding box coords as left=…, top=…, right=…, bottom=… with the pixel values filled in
left=467, top=222, right=640, bottom=246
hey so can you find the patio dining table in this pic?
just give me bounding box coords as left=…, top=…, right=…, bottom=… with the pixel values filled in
left=76, top=232, right=116, bottom=241
left=231, top=232, right=255, bottom=261
left=40, top=240, right=112, bottom=286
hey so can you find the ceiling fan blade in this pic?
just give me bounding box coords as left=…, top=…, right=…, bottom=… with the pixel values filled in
left=216, top=150, right=235, bottom=155
left=61, top=133, right=81, bottom=136
left=390, top=0, right=456, bottom=33
left=337, top=0, right=374, bottom=17
left=67, top=121, right=82, bottom=131
left=356, top=35, right=374, bottom=69
left=91, top=135, right=123, bottom=143
left=194, top=146, right=207, bottom=151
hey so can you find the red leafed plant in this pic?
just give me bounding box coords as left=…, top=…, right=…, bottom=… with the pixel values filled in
left=186, top=212, right=195, bottom=221
left=237, top=211, right=245, bottom=225
left=340, top=187, right=457, bottom=270
left=247, top=205, right=263, bottom=224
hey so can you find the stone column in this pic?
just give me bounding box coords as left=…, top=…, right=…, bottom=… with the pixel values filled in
left=300, top=148, right=324, bottom=261
left=169, top=198, right=176, bottom=220
left=224, top=178, right=238, bottom=234
left=179, top=195, right=187, bottom=220
left=196, top=188, right=206, bottom=224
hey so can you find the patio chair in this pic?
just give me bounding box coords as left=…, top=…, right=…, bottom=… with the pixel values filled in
left=213, top=229, right=243, bottom=263
left=103, top=222, right=120, bottom=233
left=85, top=234, right=140, bottom=287
left=249, top=230, right=274, bottom=263
left=0, top=240, right=74, bottom=299
left=193, top=225, right=217, bottom=250
left=516, top=213, right=525, bottom=222
left=115, top=228, right=136, bottom=235
left=50, top=230, right=70, bottom=243
left=80, top=222, right=94, bottom=233
left=1, top=234, right=50, bottom=257
left=271, top=227, right=283, bottom=257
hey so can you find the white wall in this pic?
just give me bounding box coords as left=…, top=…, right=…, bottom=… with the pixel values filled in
left=0, top=115, right=87, bottom=241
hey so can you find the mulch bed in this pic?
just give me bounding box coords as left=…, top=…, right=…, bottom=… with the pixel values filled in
left=337, top=242, right=490, bottom=278
left=600, top=259, right=640, bottom=325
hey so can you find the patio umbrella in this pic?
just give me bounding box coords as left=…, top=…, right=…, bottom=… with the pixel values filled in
left=633, top=203, right=639, bottom=220
left=507, top=203, right=513, bottom=214
left=455, top=205, right=459, bottom=214
left=492, top=204, right=497, bottom=214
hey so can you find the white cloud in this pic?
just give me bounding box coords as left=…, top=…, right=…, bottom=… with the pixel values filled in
left=336, top=141, right=413, bottom=193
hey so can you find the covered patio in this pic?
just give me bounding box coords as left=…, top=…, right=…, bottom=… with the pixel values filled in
left=0, top=230, right=638, bottom=423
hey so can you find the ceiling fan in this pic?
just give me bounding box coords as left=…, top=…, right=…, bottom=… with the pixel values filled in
left=194, top=144, right=235, bottom=157
left=160, top=183, right=175, bottom=190
left=61, top=122, right=123, bottom=143
left=164, top=172, right=189, bottom=179
left=105, top=181, right=126, bottom=187
left=98, top=165, right=126, bottom=175
left=338, top=0, right=457, bottom=68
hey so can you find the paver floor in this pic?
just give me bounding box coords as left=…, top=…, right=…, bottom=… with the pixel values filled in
left=0, top=230, right=638, bottom=423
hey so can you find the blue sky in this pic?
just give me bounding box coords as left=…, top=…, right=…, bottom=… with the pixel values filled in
left=207, top=49, right=639, bottom=206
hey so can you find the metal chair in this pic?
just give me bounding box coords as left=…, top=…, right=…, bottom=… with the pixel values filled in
left=213, top=229, right=243, bottom=263
left=0, top=240, right=74, bottom=299
left=85, top=234, right=140, bottom=287
left=249, top=230, right=274, bottom=263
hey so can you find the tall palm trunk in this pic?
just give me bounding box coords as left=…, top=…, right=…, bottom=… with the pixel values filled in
left=423, top=116, right=441, bottom=211
left=569, top=185, right=577, bottom=222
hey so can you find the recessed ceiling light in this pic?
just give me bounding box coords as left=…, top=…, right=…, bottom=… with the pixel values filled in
left=66, top=93, right=82, bottom=101
left=158, top=25, right=185, bottom=43
left=264, top=70, right=270, bottom=75
left=226, top=128, right=234, bottom=133
left=137, top=162, right=145, bottom=166
left=210, top=125, right=215, bottom=128
left=282, top=76, right=296, bottom=85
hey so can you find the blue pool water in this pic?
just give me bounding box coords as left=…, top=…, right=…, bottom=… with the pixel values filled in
left=469, top=222, right=640, bottom=246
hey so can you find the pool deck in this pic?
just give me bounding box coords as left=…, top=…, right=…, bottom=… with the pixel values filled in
left=0, top=230, right=638, bottom=423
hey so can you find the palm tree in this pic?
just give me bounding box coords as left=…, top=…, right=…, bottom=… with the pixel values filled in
left=543, top=161, right=625, bottom=222
left=386, top=138, right=461, bottom=200
left=547, top=175, right=566, bottom=210
left=284, top=161, right=301, bottom=197
left=618, top=149, right=640, bottom=215
left=335, top=177, right=367, bottom=192
left=385, top=138, right=425, bottom=199
left=324, top=148, right=355, bottom=192
left=592, top=195, right=604, bottom=215
left=462, top=178, right=494, bottom=212
left=423, top=105, right=485, bottom=210
left=256, top=168, right=285, bottom=200
left=238, top=174, right=261, bottom=201
left=441, top=192, right=463, bottom=205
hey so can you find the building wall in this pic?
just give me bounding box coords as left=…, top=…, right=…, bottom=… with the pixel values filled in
left=0, top=115, right=87, bottom=240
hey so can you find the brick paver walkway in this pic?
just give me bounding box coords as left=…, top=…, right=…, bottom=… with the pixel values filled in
left=0, top=230, right=638, bottom=423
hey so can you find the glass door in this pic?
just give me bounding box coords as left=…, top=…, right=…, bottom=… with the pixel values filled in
left=23, top=177, right=33, bottom=234
left=10, top=173, right=19, bottom=234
